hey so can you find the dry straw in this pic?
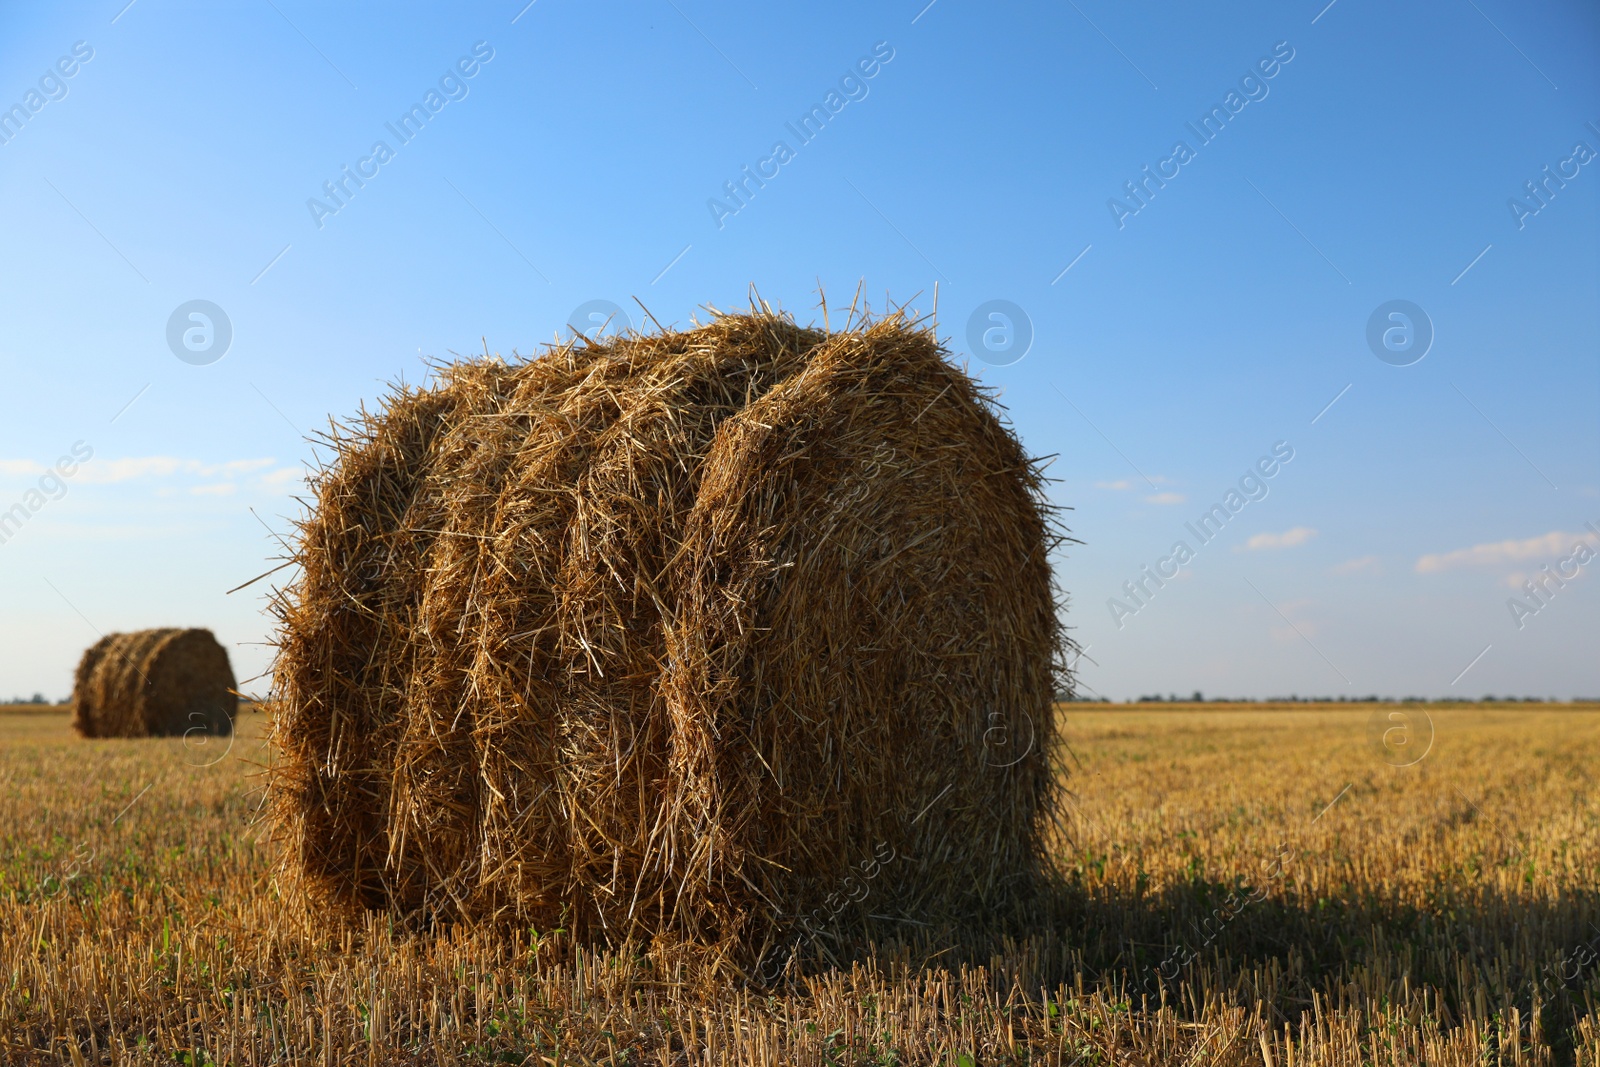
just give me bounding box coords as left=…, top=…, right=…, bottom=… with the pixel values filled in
left=267, top=302, right=1072, bottom=973
left=71, top=628, right=237, bottom=738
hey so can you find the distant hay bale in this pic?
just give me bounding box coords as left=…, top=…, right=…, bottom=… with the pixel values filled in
left=268, top=308, right=1070, bottom=969
left=71, top=628, right=237, bottom=738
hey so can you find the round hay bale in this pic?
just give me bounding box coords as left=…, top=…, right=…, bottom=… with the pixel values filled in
left=71, top=628, right=237, bottom=738
left=268, top=309, right=1070, bottom=968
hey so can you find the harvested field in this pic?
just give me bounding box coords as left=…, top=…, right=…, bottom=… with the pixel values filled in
left=2, top=702, right=1598, bottom=1065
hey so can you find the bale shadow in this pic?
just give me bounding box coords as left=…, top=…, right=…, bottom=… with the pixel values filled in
left=788, top=871, right=1600, bottom=1054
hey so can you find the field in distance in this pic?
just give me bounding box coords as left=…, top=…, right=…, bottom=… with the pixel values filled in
left=1, top=702, right=1596, bottom=1065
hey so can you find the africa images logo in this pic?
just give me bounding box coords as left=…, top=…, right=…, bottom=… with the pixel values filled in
left=306, top=42, right=495, bottom=229
left=0, top=41, right=94, bottom=147
left=0, top=441, right=93, bottom=547
left=706, top=41, right=895, bottom=230
left=1108, top=442, right=1295, bottom=628
left=166, top=301, right=233, bottom=365
left=1106, top=41, right=1295, bottom=230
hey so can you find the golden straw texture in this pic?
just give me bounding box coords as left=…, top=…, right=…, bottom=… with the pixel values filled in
left=268, top=308, right=1071, bottom=972
left=71, top=628, right=237, bottom=738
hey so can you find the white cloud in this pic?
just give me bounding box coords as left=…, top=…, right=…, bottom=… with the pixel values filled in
left=1144, top=492, right=1187, bottom=505
left=77, top=457, right=187, bottom=484
left=1097, top=475, right=1173, bottom=492
left=1416, top=530, right=1594, bottom=574
left=1242, top=526, right=1317, bottom=551
left=1270, top=621, right=1319, bottom=642
left=1505, top=565, right=1589, bottom=590
left=198, top=459, right=276, bottom=478
left=189, top=483, right=237, bottom=496
left=1333, top=555, right=1381, bottom=576
left=70, top=456, right=277, bottom=485
left=3, top=455, right=289, bottom=491
left=1266, top=599, right=1318, bottom=642
left=261, top=467, right=305, bottom=487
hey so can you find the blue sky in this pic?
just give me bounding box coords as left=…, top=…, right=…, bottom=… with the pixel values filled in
left=0, top=0, right=1595, bottom=701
